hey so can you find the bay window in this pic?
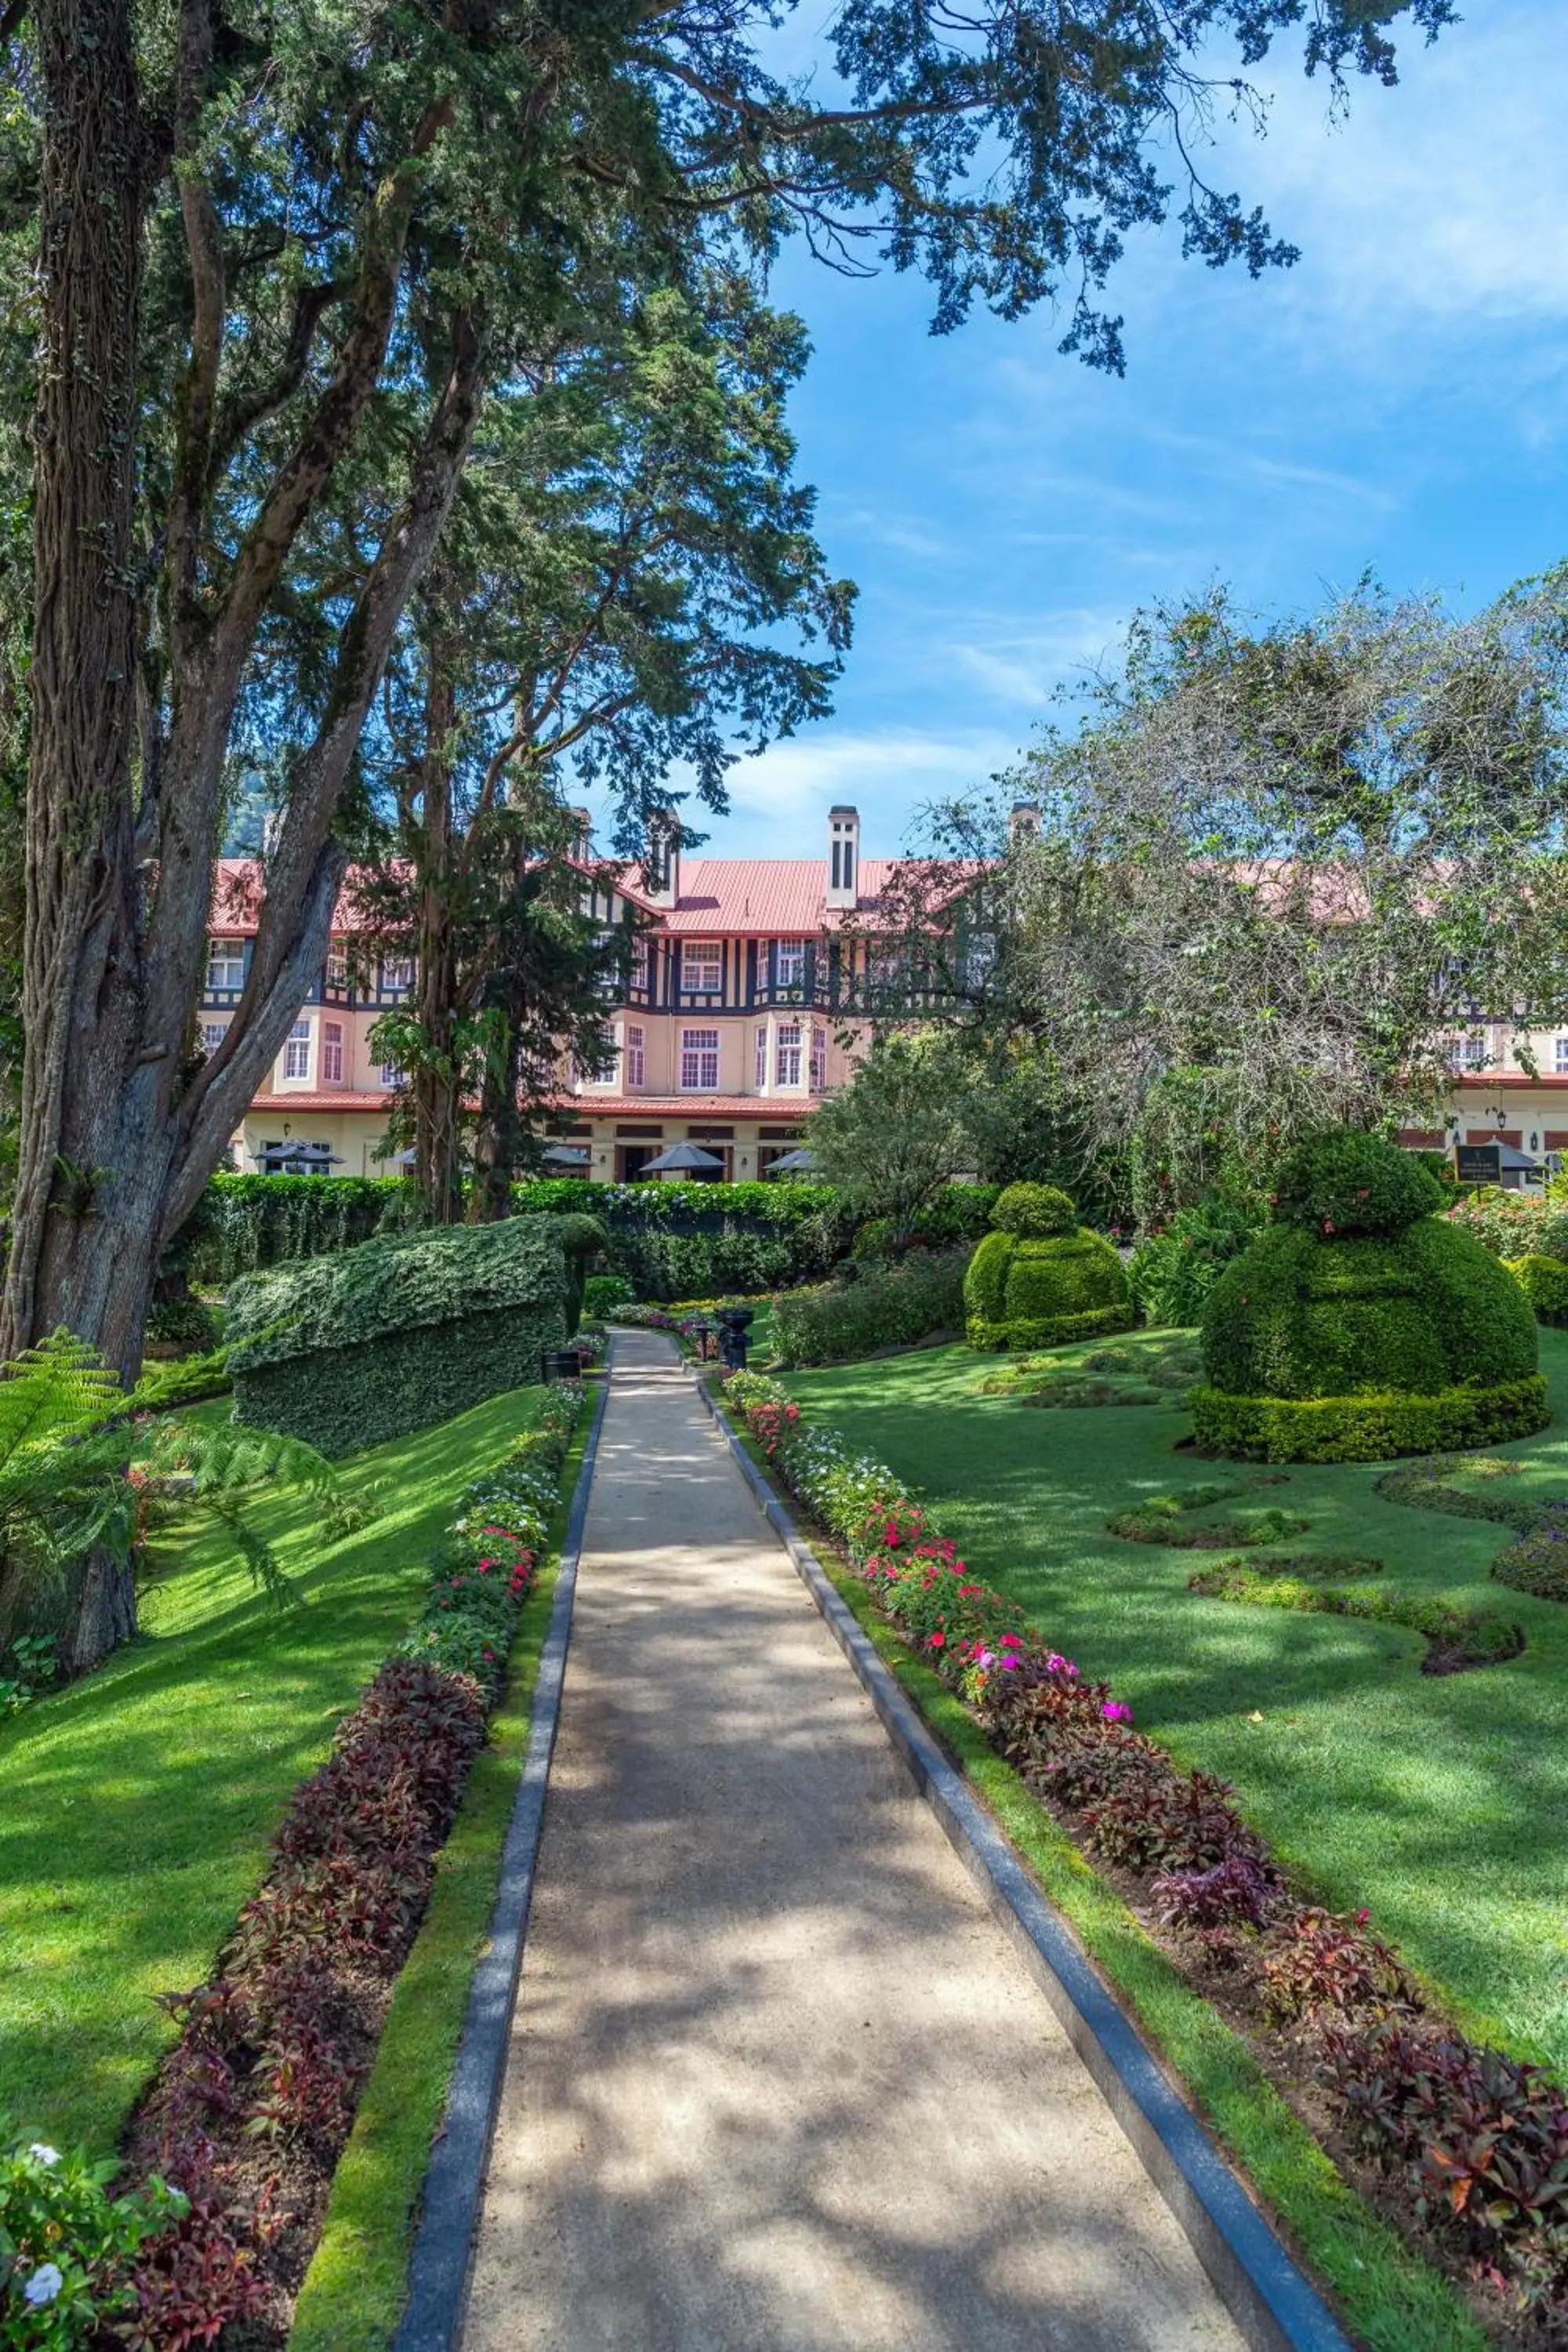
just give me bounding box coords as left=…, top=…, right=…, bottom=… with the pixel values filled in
left=681, top=1028, right=720, bottom=1091
left=283, top=1018, right=312, bottom=1080
left=775, top=1022, right=802, bottom=1087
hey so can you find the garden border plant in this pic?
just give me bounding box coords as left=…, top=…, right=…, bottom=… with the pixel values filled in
left=0, top=1385, right=590, bottom=2350
left=715, top=1366, right=1568, bottom=2347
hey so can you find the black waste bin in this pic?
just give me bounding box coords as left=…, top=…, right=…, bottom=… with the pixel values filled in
left=715, top=1305, right=755, bottom=1370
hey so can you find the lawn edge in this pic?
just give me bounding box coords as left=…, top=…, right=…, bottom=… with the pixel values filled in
left=287, top=1371, right=607, bottom=2352
left=699, top=1362, right=1491, bottom=2352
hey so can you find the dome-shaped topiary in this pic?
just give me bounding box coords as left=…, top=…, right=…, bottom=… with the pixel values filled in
left=1195, top=1132, right=1545, bottom=1459
left=991, top=1181, right=1076, bottom=1238
left=1271, top=1130, right=1443, bottom=1240
left=966, top=1184, right=1132, bottom=1351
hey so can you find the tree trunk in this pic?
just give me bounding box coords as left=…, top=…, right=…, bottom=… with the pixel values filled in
left=63, top=1544, right=139, bottom=1677
left=3, top=0, right=151, bottom=1380
left=412, top=620, right=465, bottom=1224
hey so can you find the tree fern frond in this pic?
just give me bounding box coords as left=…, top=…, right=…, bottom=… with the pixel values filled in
left=0, top=1330, right=124, bottom=1467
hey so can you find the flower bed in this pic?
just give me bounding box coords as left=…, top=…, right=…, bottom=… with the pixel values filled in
left=719, top=1367, right=1568, bottom=2341
left=0, top=1386, right=585, bottom=2349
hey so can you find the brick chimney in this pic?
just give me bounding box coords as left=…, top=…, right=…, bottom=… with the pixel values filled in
left=646, top=809, right=681, bottom=910
left=566, top=805, right=593, bottom=859
left=826, top=804, right=860, bottom=911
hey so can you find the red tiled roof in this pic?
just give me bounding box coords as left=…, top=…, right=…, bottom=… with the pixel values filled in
left=545, top=1095, right=811, bottom=1119
left=243, top=1092, right=394, bottom=1113
left=617, top=858, right=902, bottom=933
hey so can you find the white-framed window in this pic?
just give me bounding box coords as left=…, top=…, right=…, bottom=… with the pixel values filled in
left=811, top=1024, right=827, bottom=1091
left=681, top=940, right=722, bottom=995
left=630, top=935, right=651, bottom=991
left=583, top=1025, right=619, bottom=1087
left=206, top=937, right=245, bottom=993
left=379, top=955, right=413, bottom=993
left=201, top=1022, right=227, bottom=1058
left=624, top=1023, right=645, bottom=1088
left=379, top=1061, right=404, bottom=1087
left=775, top=1022, right=802, bottom=1087
left=775, top=938, right=807, bottom=987
left=1456, top=1031, right=1486, bottom=1072
left=283, top=1017, right=312, bottom=1081
left=321, top=1020, right=344, bottom=1086
left=754, top=1024, right=768, bottom=1092
left=325, top=941, right=350, bottom=989
left=680, top=1027, right=720, bottom=1091
left=1555, top=1036, right=1568, bottom=1075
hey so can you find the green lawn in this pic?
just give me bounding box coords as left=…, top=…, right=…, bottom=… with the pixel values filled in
left=782, top=1327, right=1568, bottom=2074
left=0, top=1386, right=547, bottom=2154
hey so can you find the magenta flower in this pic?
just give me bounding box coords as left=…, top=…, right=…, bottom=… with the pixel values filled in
left=1102, top=1700, right=1133, bottom=1724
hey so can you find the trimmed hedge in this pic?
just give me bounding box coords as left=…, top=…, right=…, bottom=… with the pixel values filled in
left=190, top=1173, right=1003, bottom=1299
left=1507, top=1253, right=1568, bottom=1327
left=964, top=1228, right=1132, bottom=1352
left=1191, top=1377, right=1551, bottom=1463
left=227, top=1221, right=568, bottom=1456
left=771, top=1250, right=970, bottom=1367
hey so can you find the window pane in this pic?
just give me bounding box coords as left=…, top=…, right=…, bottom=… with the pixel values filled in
left=776, top=1022, right=801, bottom=1087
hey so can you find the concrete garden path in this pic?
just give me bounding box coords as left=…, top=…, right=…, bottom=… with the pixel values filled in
left=464, top=1331, right=1249, bottom=2352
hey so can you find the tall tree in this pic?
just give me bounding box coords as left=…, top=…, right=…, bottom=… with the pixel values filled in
left=892, top=579, right=1568, bottom=1185
left=356, top=262, right=851, bottom=1221
left=2, top=0, right=1454, bottom=1389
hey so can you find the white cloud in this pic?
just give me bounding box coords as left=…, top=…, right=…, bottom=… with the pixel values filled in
left=946, top=608, right=1130, bottom=706
left=717, top=725, right=1025, bottom=852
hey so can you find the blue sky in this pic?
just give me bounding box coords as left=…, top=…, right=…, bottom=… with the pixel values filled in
left=589, top=0, right=1568, bottom=867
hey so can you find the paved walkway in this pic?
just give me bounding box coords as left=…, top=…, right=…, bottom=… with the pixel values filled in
left=464, top=1332, right=1247, bottom=2352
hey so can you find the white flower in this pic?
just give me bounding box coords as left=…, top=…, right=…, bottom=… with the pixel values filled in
left=24, top=2263, right=64, bottom=2306
left=27, top=2143, right=60, bottom=2166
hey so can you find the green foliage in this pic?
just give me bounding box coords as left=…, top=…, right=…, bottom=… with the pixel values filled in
left=1508, top=1254, right=1568, bottom=1327
left=1130, top=1188, right=1269, bottom=1329
left=1190, top=1377, right=1551, bottom=1464
left=770, top=1251, right=970, bottom=1368
left=227, top=1222, right=568, bottom=1457
left=193, top=1176, right=423, bottom=1282
left=1439, top=1187, right=1568, bottom=1262
left=990, top=1181, right=1076, bottom=1237
left=144, top=1295, right=220, bottom=1352
left=1272, top=1131, right=1444, bottom=1239
left=602, top=1225, right=801, bottom=1305
left=1203, top=1218, right=1539, bottom=1405
left=964, top=1221, right=1132, bottom=1351
left=806, top=1034, right=973, bottom=1228
left=125, top=1351, right=234, bottom=1414
left=583, top=1273, right=636, bottom=1317
left=0, top=2135, right=187, bottom=2348
left=1492, top=1529, right=1568, bottom=1604
left=554, top=1214, right=607, bottom=1334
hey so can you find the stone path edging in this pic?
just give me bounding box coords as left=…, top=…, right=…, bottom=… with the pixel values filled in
left=692, top=1364, right=1352, bottom=2352
left=393, top=1368, right=611, bottom=2352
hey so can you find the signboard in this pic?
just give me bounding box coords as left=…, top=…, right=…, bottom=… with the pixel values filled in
left=1455, top=1143, right=1502, bottom=1185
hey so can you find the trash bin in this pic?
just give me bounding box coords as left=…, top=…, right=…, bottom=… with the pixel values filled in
left=541, top=1347, right=583, bottom=1384
left=715, top=1305, right=755, bottom=1370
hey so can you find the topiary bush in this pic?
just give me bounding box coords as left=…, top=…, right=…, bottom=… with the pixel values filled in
left=1195, top=1131, right=1547, bottom=1462
left=964, top=1184, right=1132, bottom=1351
left=226, top=1218, right=569, bottom=1455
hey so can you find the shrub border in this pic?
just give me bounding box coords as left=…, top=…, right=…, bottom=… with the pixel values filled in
left=690, top=1369, right=1354, bottom=2352
left=389, top=1364, right=610, bottom=2352
left=1191, top=1375, right=1551, bottom=1462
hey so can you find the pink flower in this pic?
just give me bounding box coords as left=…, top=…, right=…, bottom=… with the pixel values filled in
left=999, top=1632, right=1023, bottom=1649
left=1102, top=1700, right=1133, bottom=1724
left=928, top=1631, right=946, bottom=1650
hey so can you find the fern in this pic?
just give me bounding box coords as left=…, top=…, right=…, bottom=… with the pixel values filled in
left=0, top=1329, right=341, bottom=1637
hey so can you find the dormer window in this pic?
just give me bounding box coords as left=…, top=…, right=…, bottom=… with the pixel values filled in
left=681, top=941, right=721, bottom=995
left=206, top=937, right=245, bottom=993
left=379, top=955, right=413, bottom=994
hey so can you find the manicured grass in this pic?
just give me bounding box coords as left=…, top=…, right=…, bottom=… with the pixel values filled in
left=782, top=1327, right=1568, bottom=2075
left=289, top=1398, right=596, bottom=2352
left=0, top=1385, right=550, bottom=2154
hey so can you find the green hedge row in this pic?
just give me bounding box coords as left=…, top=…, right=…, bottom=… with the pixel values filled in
left=771, top=1250, right=971, bottom=1367
left=227, top=1221, right=569, bottom=1457
left=189, top=1173, right=1002, bottom=1298
left=1190, top=1377, right=1551, bottom=1464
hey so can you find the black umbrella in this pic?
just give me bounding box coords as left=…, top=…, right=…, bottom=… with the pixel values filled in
left=638, top=1142, right=725, bottom=1174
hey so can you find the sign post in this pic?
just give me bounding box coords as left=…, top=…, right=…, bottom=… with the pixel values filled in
left=1454, top=1142, right=1503, bottom=1186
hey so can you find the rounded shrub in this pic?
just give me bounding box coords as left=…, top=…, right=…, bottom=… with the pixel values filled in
left=1196, top=1131, right=1545, bottom=1462
left=991, top=1182, right=1076, bottom=1237
left=964, top=1187, right=1132, bottom=1351
left=1271, top=1128, right=1443, bottom=1239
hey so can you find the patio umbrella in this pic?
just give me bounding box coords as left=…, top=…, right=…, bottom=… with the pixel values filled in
left=542, top=1142, right=591, bottom=1167
left=638, top=1141, right=725, bottom=1174
left=764, top=1146, right=818, bottom=1174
